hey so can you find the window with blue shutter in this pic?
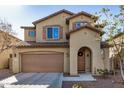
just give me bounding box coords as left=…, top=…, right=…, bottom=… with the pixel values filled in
left=53, top=27, right=59, bottom=39
left=47, top=28, right=53, bottom=39
left=75, top=21, right=88, bottom=29
left=29, top=31, right=35, bottom=37
left=75, top=22, right=81, bottom=29
left=46, top=26, right=59, bottom=40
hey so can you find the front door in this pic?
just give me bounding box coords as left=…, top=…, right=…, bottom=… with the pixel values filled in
left=78, top=50, right=85, bottom=73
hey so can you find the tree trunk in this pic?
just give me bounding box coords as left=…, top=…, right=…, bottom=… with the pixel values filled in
left=112, top=40, right=124, bottom=82
left=113, top=57, right=116, bottom=77
left=119, top=59, right=124, bottom=81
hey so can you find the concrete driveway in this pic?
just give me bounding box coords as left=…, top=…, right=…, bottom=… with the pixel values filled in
left=0, top=73, right=62, bottom=88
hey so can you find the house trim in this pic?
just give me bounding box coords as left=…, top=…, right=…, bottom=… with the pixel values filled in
left=66, top=25, right=103, bottom=38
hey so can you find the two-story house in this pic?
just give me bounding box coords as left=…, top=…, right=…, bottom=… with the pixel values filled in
left=11, top=9, right=110, bottom=75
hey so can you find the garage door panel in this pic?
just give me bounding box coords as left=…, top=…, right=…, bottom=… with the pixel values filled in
left=21, top=53, right=64, bottom=72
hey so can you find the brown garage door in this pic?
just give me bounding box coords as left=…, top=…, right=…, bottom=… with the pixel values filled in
left=21, top=53, right=64, bottom=72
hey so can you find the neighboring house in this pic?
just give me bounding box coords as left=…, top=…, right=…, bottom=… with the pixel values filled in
left=0, top=30, right=22, bottom=69
left=11, top=9, right=110, bottom=75
left=109, top=32, right=124, bottom=69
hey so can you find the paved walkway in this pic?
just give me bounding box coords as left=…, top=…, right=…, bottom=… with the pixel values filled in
left=62, top=73, right=96, bottom=81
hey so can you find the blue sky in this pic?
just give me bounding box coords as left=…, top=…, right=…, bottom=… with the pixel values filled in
left=0, top=5, right=119, bottom=40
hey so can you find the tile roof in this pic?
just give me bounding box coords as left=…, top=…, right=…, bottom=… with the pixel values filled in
left=113, top=32, right=124, bottom=39
left=0, top=30, right=22, bottom=41
left=66, top=11, right=93, bottom=24
left=66, top=25, right=104, bottom=38
left=101, top=42, right=113, bottom=48
left=20, top=26, right=35, bottom=29
left=16, top=41, right=69, bottom=48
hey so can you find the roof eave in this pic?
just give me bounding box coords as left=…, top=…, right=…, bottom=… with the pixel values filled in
left=32, top=9, right=74, bottom=25
left=66, top=11, right=93, bottom=22
left=16, top=45, right=69, bottom=48
left=21, top=26, right=35, bottom=29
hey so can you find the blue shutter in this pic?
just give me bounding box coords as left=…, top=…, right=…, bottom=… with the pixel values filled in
left=53, top=27, right=59, bottom=39
left=47, top=28, right=52, bottom=39
left=29, top=31, right=35, bottom=37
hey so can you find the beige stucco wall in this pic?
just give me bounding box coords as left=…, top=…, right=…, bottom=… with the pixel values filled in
left=69, top=28, right=104, bottom=75
left=36, top=12, right=71, bottom=42
left=12, top=47, right=69, bottom=73
left=0, top=33, right=21, bottom=69
left=0, top=49, right=12, bottom=69
left=102, top=48, right=110, bottom=71
left=24, top=28, right=36, bottom=41
left=69, top=15, right=94, bottom=31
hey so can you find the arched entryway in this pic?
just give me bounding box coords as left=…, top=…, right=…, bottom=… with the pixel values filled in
left=77, top=47, right=92, bottom=73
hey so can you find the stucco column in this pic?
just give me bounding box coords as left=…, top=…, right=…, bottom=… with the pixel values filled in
left=70, top=48, right=78, bottom=75
left=11, top=47, right=19, bottom=73
left=92, top=48, right=104, bottom=75
left=12, top=53, right=20, bottom=73
left=64, top=51, right=69, bottom=73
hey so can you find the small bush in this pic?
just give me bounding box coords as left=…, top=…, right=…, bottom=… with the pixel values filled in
left=72, top=83, right=83, bottom=88
left=97, top=69, right=108, bottom=78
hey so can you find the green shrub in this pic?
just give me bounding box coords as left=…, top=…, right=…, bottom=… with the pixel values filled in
left=72, top=83, right=83, bottom=88
left=97, top=69, right=108, bottom=78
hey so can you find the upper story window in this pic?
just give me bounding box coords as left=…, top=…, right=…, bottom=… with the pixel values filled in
left=74, top=21, right=88, bottom=29
left=46, top=26, right=60, bottom=40
left=75, top=22, right=81, bottom=29
left=28, top=30, right=36, bottom=37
